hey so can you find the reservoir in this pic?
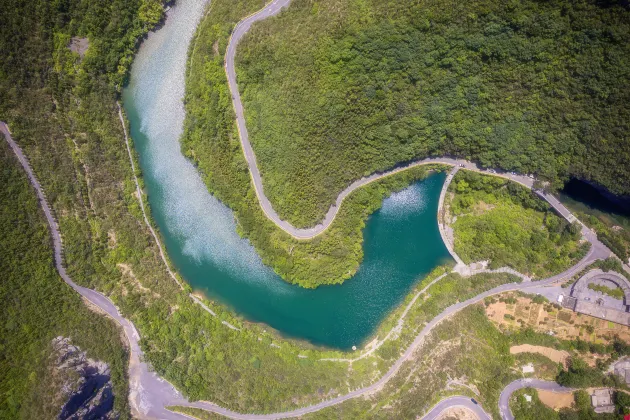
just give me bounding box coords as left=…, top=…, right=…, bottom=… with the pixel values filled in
left=122, top=0, right=451, bottom=349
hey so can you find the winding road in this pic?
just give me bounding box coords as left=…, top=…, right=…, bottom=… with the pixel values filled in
left=1, top=0, right=625, bottom=418
left=499, top=379, right=573, bottom=420
left=422, top=396, right=491, bottom=420
left=225, top=0, right=590, bottom=242
left=2, top=115, right=609, bottom=420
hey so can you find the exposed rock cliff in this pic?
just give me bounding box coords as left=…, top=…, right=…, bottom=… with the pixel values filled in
left=52, top=337, right=117, bottom=420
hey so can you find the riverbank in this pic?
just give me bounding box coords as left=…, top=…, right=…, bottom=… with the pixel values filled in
left=4, top=112, right=619, bottom=418
left=2, top=0, right=625, bottom=418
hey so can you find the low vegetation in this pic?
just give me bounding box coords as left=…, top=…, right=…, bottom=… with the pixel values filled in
left=448, top=171, right=588, bottom=277
left=584, top=214, right=630, bottom=264
left=173, top=305, right=522, bottom=419
left=304, top=305, right=521, bottom=419
left=0, top=0, right=523, bottom=407
left=510, top=388, right=561, bottom=420
left=559, top=182, right=630, bottom=264
left=0, top=141, right=129, bottom=419
left=4, top=0, right=627, bottom=417
left=512, top=387, right=630, bottom=420
left=588, top=283, right=625, bottom=300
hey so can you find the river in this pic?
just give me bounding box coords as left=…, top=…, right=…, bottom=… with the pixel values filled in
left=122, top=0, right=451, bottom=350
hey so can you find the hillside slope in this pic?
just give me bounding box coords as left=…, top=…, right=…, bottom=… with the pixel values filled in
left=233, top=0, right=630, bottom=227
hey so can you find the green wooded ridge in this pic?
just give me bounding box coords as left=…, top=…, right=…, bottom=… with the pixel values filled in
left=225, top=0, right=630, bottom=228
left=2, top=0, right=630, bottom=416
left=0, top=140, right=129, bottom=419
left=183, top=0, right=455, bottom=287
left=0, top=0, right=525, bottom=410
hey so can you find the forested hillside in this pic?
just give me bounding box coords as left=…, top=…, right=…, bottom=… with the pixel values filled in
left=233, top=0, right=630, bottom=227
left=0, top=139, right=129, bottom=419
left=0, top=1, right=166, bottom=417
left=0, top=0, right=411, bottom=411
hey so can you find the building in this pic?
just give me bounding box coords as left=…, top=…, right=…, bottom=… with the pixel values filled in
left=613, top=358, right=630, bottom=386
left=591, top=389, right=615, bottom=414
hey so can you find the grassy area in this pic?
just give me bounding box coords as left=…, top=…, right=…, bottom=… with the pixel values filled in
left=510, top=388, right=560, bottom=420
left=512, top=388, right=630, bottom=420
left=589, top=283, right=625, bottom=300
left=4, top=0, right=620, bottom=415
left=0, top=139, right=130, bottom=419
left=448, top=171, right=588, bottom=278
left=513, top=353, right=562, bottom=381
left=173, top=307, right=520, bottom=419
left=227, top=0, right=630, bottom=228
left=298, top=305, right=519, bottom=419
left=582, top=212, right=630, bottom=264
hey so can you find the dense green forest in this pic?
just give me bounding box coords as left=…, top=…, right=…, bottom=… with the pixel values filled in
left=4, top=0, right=626, bottom=415
left=448, top=171, right=589, bottom=277
left=227, top=0, right=630, bottom=227
left=0, top=0, right=357, bottom=411
left=0, top=0, right=522, bottom=409
left=182, top=0, right=457, bottom=286
left=0, top=140, right=129, bottom=419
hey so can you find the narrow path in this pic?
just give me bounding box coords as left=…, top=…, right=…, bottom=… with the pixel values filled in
left=318, top=272, right=450, bottom=363
left=437, top=167, right=465, bottom=267
left=0, top=122, right=188, bottom=419
left=117, top=105, right=240, bottom=329
left=117, top=104, right=182, bottom=289
left=1, top=0, right=616, bottom=416
left=178, top=235, right=607, bottom=419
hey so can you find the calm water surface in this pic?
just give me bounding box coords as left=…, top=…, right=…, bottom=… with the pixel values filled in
left=122, top=0, right=451, bottom=349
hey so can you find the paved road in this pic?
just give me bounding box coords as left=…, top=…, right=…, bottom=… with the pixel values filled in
left=2, top=0, right=616, bottom=414
left=437, top=167, right=465, bottom=266
left=178, top=233, right=607, bottom=419
left=226, top=0, right=584, bottom=241
left=1, top=0, right=620, bottom=417
left=1, top=122, right=190, bottom=420
left=499, top=379, right=573, bottom=420
left=5, top=119, right=604, bottom=420
left=421, top=396, right=491, bottom=420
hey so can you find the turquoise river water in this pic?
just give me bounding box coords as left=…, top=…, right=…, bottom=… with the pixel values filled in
left=122, top=0, right=451, bottom=349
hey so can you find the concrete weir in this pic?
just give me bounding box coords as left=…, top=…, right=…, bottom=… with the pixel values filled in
left=436, top=166, right=466, bottom=269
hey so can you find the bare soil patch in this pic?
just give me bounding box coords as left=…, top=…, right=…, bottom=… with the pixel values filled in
left=537, top=389, right=574, bottom=410
left=69, top=37, right=89, bottom=57
left=437, top=406, right=479, bottom=420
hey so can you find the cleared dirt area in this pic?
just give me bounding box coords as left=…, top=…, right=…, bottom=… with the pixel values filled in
left=510, top=344, right=569, bottom=367
left=69, top=37, right=89, bottom=57
left=437, top=406, right=479, bottom=420
left=485, top=292, right=630, bottom=345
left=536, top=389, right=574, bottom=410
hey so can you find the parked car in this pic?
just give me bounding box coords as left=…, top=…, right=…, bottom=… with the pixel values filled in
left=471, top=398, right=478, bottom=405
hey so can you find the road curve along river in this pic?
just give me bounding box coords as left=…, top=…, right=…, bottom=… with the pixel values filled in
left=123, top=0, right=455, bottom=350
left=1, top=0, right=620, bottom=417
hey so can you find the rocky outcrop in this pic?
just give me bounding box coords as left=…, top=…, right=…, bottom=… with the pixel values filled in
left=52, top=337, right=117, bottom=420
